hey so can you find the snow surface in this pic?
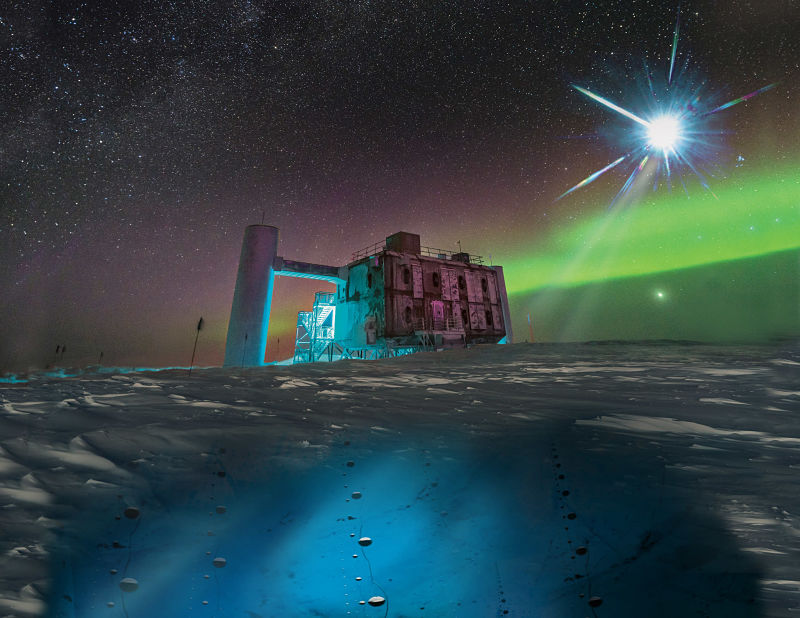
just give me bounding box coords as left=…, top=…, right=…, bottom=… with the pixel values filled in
left=1, top=342, right=799, bottom=617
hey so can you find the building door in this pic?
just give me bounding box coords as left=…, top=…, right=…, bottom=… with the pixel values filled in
left=431, top=300, right=445, bottom=330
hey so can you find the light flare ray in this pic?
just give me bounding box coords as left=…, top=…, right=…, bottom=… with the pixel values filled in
left=610, top=154, right=649, bottom=208
left=705, top=83, right=778, bottom=115
left=572, top=85, right=651, bottom=127
left=644, top=60, right=657, bottom=101
left=668, top=8, right=680, bottom=85
left=560, top=18, right=776, bottom=206
left=556, top=156, right=627, bottom=201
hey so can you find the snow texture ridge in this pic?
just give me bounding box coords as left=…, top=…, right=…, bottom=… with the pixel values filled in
left=0, top=342, right=798, bottom=617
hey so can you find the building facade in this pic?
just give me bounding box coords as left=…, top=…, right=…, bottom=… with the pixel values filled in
left=224, top=227, right=512, bottom=366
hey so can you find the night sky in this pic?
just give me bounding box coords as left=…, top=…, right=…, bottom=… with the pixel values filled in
left=2, top=1, right=798, bottom=371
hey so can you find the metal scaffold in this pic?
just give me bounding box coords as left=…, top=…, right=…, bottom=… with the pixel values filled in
left=293, top=291, right=430, bottom=364
left=293, top=292, right=343, bottom=363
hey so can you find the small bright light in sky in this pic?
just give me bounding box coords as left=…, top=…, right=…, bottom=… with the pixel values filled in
left=655, top=290, right=666, bottom=300
left=648, top=116, right=682, bottom=151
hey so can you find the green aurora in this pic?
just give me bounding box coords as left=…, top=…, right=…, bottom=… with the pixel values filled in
left=504, top=163, right=799, bottom=294
left=504, top=163, right=799, bottom=342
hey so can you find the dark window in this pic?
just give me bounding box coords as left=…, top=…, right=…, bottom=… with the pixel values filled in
left=461, top=309, right=469, bottom=326
left=367, top=273, right=373, bottom=288
left=432, top=272, right=440, bottom=288
left=458, top=275, right=466, bottom=290
left=404, top=306, right=412, bottom=325
left=481, top=278, right=488, bottom=294
left=403, top=268, right=411, bottom=285
left=485, top=310, right=493, bottom=326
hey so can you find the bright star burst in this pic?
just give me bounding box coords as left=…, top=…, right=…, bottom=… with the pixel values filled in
left=647, top=116, right=681, bottom=151
left=558, top=11, right=776, bottom=206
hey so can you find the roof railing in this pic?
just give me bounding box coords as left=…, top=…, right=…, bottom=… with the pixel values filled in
left=351, top=241, right=386, bottom=261
left=418, top=246, right=484, bottom=265
left=351, top=242, right=484, bottom=265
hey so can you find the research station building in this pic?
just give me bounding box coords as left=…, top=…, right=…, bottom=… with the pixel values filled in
left=224, top=227, right=512, bottom=366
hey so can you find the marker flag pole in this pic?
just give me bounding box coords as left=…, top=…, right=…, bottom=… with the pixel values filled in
left=189, top=317, right=204, bottom=376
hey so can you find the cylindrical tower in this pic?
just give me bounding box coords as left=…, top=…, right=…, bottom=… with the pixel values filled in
left=224, top=225, right=279, bottom=367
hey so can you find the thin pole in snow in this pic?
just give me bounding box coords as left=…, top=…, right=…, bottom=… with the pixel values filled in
left=189, top=317, right=204, bottom=376
left=527, top=313, right=534, bottom=343
left=241, top=332, right=248, bottom=370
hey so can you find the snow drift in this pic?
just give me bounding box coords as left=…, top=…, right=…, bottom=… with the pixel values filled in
left=1, top=342, right=798, bottom=617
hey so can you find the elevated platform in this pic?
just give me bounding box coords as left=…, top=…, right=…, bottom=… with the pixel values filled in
left=274, top=257, right=346, bottom=285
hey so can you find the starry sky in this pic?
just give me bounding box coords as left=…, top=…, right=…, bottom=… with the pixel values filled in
left=1, top=0, right=798, bottom=371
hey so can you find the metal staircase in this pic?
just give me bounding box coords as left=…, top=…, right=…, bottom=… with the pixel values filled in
left=293, top=292, right=343, bottom=363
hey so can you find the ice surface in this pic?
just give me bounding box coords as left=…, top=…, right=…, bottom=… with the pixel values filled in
left=0, top=342, right=799, bottom=617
